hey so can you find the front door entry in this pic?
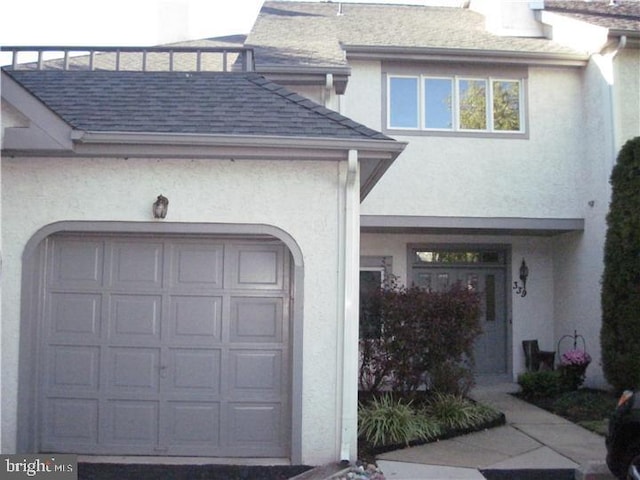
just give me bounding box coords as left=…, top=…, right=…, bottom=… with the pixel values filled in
left=410, top=248, right=507, bottom=374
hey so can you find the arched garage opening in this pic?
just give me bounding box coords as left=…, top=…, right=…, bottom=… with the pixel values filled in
left=18, top=222, right=304, bottom=462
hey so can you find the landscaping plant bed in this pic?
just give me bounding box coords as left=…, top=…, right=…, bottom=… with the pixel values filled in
left=357, top=391, right=505, bottom=462
left=514, top=388, right=617, bottom=435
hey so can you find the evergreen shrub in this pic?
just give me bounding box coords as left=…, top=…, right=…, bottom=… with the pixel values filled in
left=601, top=136, right=640, bottom=393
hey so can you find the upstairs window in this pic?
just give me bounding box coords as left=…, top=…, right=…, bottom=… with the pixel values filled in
left=388, top=74, right=524, bottom=134
left=388, top=77, right=419, bottom=129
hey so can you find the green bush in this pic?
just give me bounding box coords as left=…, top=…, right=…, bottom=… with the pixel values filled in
left=424, top=393, right=499, bottom=430
left=551, top=390, right=617, bottom=422
left=601, top=136, right=640, bottom=394
left=358, top=394, right=440, bottom=447
left=358, top=392, right=502, bottom=449
left=517, top=370, right=566, bottom=398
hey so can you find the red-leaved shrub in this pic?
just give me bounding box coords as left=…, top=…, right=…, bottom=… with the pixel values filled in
left=360, top=277, right=482, bottom=395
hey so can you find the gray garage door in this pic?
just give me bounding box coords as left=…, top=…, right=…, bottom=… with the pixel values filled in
left=40, top=234, right=291, bottom=457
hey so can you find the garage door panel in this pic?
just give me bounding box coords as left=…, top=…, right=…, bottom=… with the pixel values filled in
left=106, top=400, right=159, bottom=446
left=110, top=242, right=163, bottom=289
left=43, top=398, right=99, bottom=446
left=50, top=239, right=104, bottom=289
left=170, top=348, right=221, bottom=393
left=230, top=297, right=283, bottom=343
left=171, top=244, right=224, bottom=289
left=48, top=346, right=100, bottom=391
left=109, top=347, right=160, bottom=392
left=228, top=403, right=283, bottom=448
left=169, top=295, right=222, bottom=343
left=49, top=293, right=101, bottom=340
left=229, top=350, right=282, bottom=396
left=166, top=402, right=220, bottom=445
left=228, top=244, right=284, bottom=290
left=110, top=295, right=161, bottom=342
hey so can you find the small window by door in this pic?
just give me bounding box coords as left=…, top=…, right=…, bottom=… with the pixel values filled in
left=360, top=269, right=383, bottom=339
left=359, top=256, right=392, bottom=340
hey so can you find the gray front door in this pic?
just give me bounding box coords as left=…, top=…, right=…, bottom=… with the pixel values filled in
left=410, top=248, right=507, bottom=374
left=40, top=234, right=290, bottom=457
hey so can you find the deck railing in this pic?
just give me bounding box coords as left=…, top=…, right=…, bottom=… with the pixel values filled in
left=1, top=46, right=255, bottom=72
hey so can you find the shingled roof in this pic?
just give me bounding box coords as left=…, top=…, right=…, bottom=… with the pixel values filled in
left=545, top=0, right=640, bottom=35
left=246, top=1, right=585, bottom=69
left=3, top=69, right=391, bottom=140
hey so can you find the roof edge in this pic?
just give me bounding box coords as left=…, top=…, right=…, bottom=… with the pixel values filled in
left=361, top=214, right=585, bottom=236
left=1, top=71, right=74, bottom=151
left=344, top=45, right=589, bottom=67
left=70, top=130, right=405, bottom=153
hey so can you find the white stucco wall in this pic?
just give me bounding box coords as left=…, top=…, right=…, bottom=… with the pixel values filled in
left=356, top=66, right=587, bottom=219
left=552, top=49, right=640, bottom=389
left=615, top=48, right=640, bottom=145
left=342, top=60, right=383, bottom=133
left=1, top=155, right=347, bottom=464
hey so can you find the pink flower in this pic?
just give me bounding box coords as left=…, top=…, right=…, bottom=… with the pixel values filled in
left=560, top=349, right=591, bottom=366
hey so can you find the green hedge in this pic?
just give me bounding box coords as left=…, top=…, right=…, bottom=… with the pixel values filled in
left=601, top=136, right=640, bottom=393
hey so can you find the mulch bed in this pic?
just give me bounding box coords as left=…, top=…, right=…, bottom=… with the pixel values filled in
left=78, top=463, right=311, bottom=480
left=480, top=469, right=575, bottom=480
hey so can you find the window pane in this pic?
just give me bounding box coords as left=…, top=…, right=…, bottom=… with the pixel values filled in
left=416, top=272, right=432, bottom=290
left=359, top=270, right=383, bottom=339
left=485, top=274, right=496, bottom=322
left=389, top=77, right=418, bottom=128
left=493, top=80, right=521, bottom=131
left=415, top=250, right=503, bottom=265
left=466, top=273, right=479, bottom=292
left=424, top=78, right=452, bottom=129
left=437, top=273, right=449, bottom=290
left=459, top=79, right=487, bottom=130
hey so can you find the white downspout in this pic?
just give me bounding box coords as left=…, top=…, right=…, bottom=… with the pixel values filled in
left=603, top=35, right=626, bottom=167
left=340, top=150, right=360, bottom=463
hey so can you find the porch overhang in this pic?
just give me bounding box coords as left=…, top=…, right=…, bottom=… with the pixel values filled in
left=360, top=215, right=585, bottom=236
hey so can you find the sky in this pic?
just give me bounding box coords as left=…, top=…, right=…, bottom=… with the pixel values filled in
left=0, top=0, right=464, bottom=46
left=0, top=0, right=265, bottom=47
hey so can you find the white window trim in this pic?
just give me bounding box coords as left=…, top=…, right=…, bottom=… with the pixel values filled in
left=360, top=266, right=386, bottom=284
left=387, top=74, right=525, bottom=135
left=490, top=78, right=525, bottom=134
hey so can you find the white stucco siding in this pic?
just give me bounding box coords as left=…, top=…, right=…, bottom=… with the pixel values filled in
left=1, top=156, right=344, bottom=464
left=344, top=62, right=588, bottom=219
left=550, top=51, right=639, bottom=389
left=615, top=48, right=640, bottom=145
left=342, top=60, right=383, bottom=132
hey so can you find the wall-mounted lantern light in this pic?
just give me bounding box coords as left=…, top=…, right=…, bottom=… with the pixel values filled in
left=513, top=258, right=529, bottom=297
left=152, top=195, right=169, bottom=219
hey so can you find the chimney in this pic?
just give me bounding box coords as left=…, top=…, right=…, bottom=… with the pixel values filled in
left=469, top=0, right=545, bottom=37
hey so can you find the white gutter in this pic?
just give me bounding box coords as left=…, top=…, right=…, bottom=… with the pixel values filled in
left=339, top=149, right=360, bottom=463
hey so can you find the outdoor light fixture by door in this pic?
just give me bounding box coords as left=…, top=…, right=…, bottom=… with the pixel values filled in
left=152, top=194, right=169, bottom=219
left=513, top=258, right=528, bottom=297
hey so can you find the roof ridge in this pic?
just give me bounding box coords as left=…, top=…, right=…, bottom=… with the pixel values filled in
left=245, top=73, right=391, bottom=141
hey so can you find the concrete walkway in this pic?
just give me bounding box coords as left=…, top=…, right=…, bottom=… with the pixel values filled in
left=376, top=383, right=615, bottom=480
